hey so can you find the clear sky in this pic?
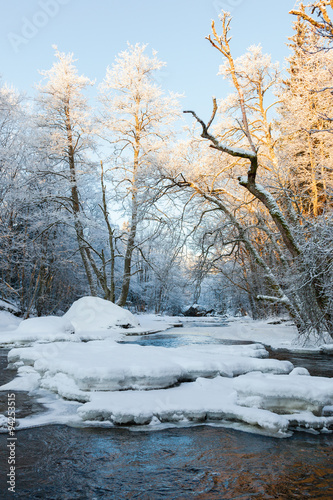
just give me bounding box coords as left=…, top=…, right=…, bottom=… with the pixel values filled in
left=1, top=0, right=297, bottom=119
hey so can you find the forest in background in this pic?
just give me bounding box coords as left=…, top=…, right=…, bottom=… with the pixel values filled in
left=0, top=1, right=332, bottom=340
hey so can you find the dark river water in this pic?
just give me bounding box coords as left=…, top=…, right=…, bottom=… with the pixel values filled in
left=0, top=326, right=333, bottom=499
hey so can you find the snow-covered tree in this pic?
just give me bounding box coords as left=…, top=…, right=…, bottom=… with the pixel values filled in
left=290, top=1, right=333, bottom=44
left=35, top=48, right=99, bottom=296
left=163, top=12, right=333, bottom=338
left=99, top=43, right=181, bottom=306
left=278, top=17, right=333, bottom=217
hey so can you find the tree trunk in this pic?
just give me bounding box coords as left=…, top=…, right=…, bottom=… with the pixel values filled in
left=65, top=105, right=97, bottom=296
left=117, top=194, right=138, bottom=307
left=117, top=117, right=141, bottom=307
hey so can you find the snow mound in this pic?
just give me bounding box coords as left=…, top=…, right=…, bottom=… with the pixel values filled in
left=63, top=296, right=140, bottom=332
left=0, top=297, right=143, bottom=346
left=289, top=367, right=310, bottom=376
left=0, top=311, right=21, bottom=332
left=0, top=316, right=75, bottom=346
left=16, top=316, right=74, bottom=335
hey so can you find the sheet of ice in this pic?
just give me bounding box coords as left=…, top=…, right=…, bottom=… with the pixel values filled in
left=78, top=376, right=289, bottom=435
left=0, top=365, right=41, bottom=392
left=75, top=376, right=292, bottom=436
left=77, top=373, right=333, bottom=436
left=5, top=340, right=292, bottom=393
left=133, top=313, right=183, bottom=334
left=234, top=372, right=333, bottom=414
left=40, top=373, right=90, bottom=402
left=285, top=411, right=333, bottom=431
left=2, top=391, right=83, bottom=432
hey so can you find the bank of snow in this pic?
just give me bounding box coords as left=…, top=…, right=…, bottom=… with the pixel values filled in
left=165, top=316, right=333, bottom=351
left=0, top=297, right=168, bottom=347
left=5, top=341, right=288, bottom=394
left=78, top=374, right=333, bottom=435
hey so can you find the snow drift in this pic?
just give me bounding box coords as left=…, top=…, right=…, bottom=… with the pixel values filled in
left=63, top=296, right=140, bottom=332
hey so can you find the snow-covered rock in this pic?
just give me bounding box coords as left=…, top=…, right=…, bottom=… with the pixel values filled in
left=63, top=296, right=140, bottom=332
left=182, top=304, right=214, bottom=317
left=0, top=296, right=143, bottom=346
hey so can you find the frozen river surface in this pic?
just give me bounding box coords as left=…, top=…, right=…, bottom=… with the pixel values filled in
left=0, top=321, right=333, bottom=499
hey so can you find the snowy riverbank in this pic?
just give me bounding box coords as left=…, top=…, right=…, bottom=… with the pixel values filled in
left=0, top=297, right=332, bottom=437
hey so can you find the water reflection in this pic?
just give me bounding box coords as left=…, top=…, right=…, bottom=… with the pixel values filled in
left=0, top=425, right=332, bottom=499
left=268, top=348, right=333, bottom=378
left=120, top=333, right=253, bottom=348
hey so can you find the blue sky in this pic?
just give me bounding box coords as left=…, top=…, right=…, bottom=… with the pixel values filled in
left=1, top=0, right=297, bottom=118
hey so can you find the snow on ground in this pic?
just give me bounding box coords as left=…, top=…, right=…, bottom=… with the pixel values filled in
left=0, top=297, right=173, bottom=347
left=162, top=317, right=299, bottom=350
left=0, top=299, right=20, bottom=315
left=63, top=296, right=140, bottom=331
left=4, top=341, right=291, bottom=395
left=0, top=310, right=21, bottom=332
left=158, top=315, right=333, bottom=351
left=0, top=301, right=332, bottom=437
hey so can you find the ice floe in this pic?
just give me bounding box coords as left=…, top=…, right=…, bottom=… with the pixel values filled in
left=76, top=374, right=333, bottom=435
left=5, top=341, right=292, bottom=392
left=233, top=372, right=333, bottom=415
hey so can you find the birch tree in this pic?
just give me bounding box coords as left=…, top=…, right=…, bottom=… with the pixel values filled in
left=99, top=43, right=181, bottom=306
left=35, top=47, right=99, bottom=296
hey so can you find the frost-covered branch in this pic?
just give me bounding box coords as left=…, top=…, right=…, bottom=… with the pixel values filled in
left=184, top=100, right=256, bottom=160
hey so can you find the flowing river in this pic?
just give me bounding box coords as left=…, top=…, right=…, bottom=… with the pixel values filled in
left=0, top=323, right=332, bottom=499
